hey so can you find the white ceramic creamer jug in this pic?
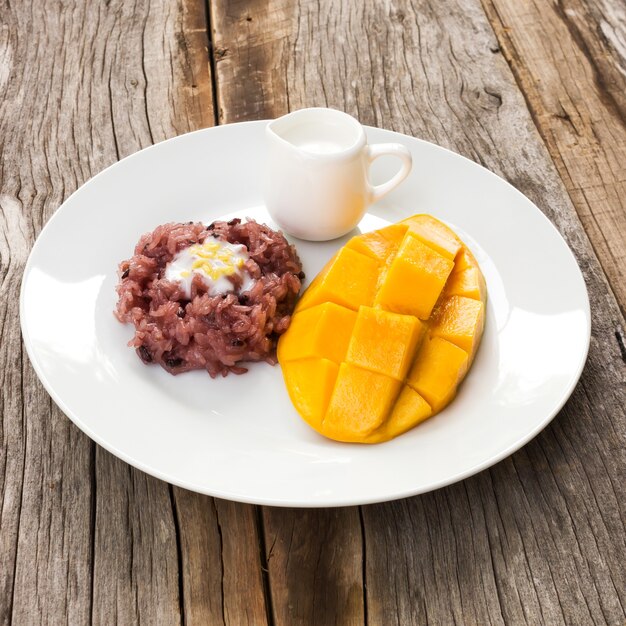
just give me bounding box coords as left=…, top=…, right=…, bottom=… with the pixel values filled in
left=264, top=108, right=412, bottom=241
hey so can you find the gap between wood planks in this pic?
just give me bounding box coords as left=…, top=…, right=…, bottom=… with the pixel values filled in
left=205, top=0, right=221, bottom=128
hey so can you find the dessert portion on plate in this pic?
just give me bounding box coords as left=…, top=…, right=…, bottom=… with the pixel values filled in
left=115, top=219, right=303, bottom=377
left=278, top=214, right=487, bottom=443
left=114, top=210, right=486, bottom=444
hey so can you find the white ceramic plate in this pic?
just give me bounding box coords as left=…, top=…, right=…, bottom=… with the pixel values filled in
left=20, top=121, right=590, bottom=507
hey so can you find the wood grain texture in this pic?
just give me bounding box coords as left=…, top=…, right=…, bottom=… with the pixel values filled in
left=482, top=0, right=626, bottom=316
left=210, top=0, right=292, bottom=122
left=0, top=0, right=99, bottom=622
left=171, top=491, right=270, bottom=625
left=261, top=508, right=365, bottom=626
left=212, top=0, right=626, bottom=624
left=214, top=499, right=269, bottom=625
left=91, top=453, right=181, bottom=625
left=0, top=0, right=219, bottom=623
left=171, top=489, right=226, bottom=624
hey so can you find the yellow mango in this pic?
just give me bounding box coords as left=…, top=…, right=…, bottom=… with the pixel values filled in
left=296, top=246, right=379, bottom=312
left=365, top=386, right=433, bottom=443
left=278, top=213, right=487, bottom=443
left=430, top=296, right=485, bottom=361
left=402, top=214, right=462, bottom=260
left=407, top=336, right=469, bottom=412
left=375, top=232, right=454, bottom=319
left=277, top=302, right=357, bottom=364
left=323, top=363, right=401, bottom=442
left=346, top=306, right=424, bottom=380
left=444, top=266, right=487, bottom=302
left=451, top=248, right=475, bottom=274
left=346, top=224, right=408, bottom=264
left=281, top=359, right=339, bottom=430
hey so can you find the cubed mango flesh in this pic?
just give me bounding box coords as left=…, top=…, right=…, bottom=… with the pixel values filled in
left=277, top=302, right=357, bottom=364
left=278, top=213, right=487, bottom=443
left=365, top=386, right=433, bottom=443
left=295, top=246, right=379, bottom=312
left=375, top=232, right=454, bottom=319
left=407, top=336, right=469, bottom=412
left=444, top=266, right=487, bottom=302
left=281, top=359, right=339, bottom=430
left=323, top=363, right=401, bottom=442
left=402, top=214, right=462, bottom=260
left=430, top=296, right=485, bottom=361
left=346, top=306, right=424, bottom=380
left=451, top=248, right=475, bottom=274
left=346, top=224, right=409, bottom=264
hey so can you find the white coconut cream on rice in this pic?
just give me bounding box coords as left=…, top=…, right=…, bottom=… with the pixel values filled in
left=165, top=239, right=255, bottom=298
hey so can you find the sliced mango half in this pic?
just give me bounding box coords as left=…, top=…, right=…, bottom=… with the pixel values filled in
left=279, top=214, right=487, bottom=443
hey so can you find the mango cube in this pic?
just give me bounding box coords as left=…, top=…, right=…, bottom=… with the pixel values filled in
left=407, top=336, right=469, bottom=412
left=281, top=359, right=339, bottom=430
left=430, top=296, right=485, bottom=360
left=375, top=232, right=454, bottom=319
left=402, top=214, right=462, bottom=260
left=366, top=386, right=433, bottom=442
left=451, top=248, right=474, bottom=274
left=277, top=302, right=357, bottom=364
left=296, top=247, right=379, bottom=312
left=323, top=364, right=401, bottom=441
left=444, top=267, right=487, bottom=302
left=346, top=306, right=424, bottom=380
left=346, top=224, right=409, bottom=264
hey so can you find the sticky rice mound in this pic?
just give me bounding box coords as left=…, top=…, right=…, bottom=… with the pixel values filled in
left=115, top=219, right=303, bottom=377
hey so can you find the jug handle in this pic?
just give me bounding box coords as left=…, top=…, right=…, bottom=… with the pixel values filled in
left=366, top=144, right=413, bottom=204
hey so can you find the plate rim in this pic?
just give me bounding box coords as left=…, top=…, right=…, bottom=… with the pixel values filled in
left=19, top=120, right=592, bottom=507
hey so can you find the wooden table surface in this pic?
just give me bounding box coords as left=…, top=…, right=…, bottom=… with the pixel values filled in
left=1, top=0, right=625, bottom=623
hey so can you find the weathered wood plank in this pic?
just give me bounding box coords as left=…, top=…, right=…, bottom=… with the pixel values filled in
left=210, top=0, right=291, bottom=123
left=87, top=1, right=214, bottom=621
left=482, top=0, right=626, bottom=316
left=0, top=0, right=100, bottom=621
left=171, top=489, right=226, bottom=624
left=171, top=491, right=270, bottom=625
left=91, top=453, right=181, bottom=625
left=0, top=189, right=39, bottom=624
left=215, top=500, right=269, bottom=625
left=261, top=508, right=365, bottom=625
left=0, top=0, right=225, bottom=623
left=6, top=400, right=93, bottom=626
left=211, top=0, right=626, bottom=624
